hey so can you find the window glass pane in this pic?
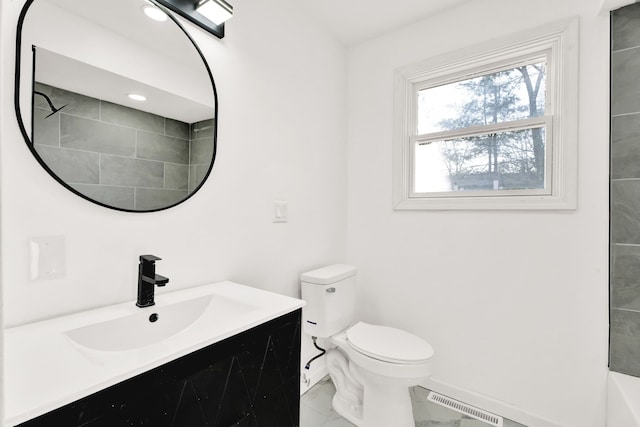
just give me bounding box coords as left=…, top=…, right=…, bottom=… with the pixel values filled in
left=417, top=62, right=546, bottom=134
left=414, top=127, right=546, bottom=193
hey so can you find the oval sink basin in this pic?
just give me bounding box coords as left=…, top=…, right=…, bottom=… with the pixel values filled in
left=65, top=295, right=213, bottom=351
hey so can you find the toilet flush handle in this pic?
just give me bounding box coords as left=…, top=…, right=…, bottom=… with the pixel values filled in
left=326, top=287, right=336, bottom=294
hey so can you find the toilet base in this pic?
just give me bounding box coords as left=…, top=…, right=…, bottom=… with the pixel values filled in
left=325, top=349, right=363, bottom=424
left=332, top=393, right=363, bottom=426
left=356, top=366, right=415, bottom=427
left=326, top=348, right=418, bottom=427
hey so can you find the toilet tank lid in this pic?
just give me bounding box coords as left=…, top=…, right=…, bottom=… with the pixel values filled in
left=300, top=264, right=357, bottom=285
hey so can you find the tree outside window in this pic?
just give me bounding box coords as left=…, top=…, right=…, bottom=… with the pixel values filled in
left=414, top=61, right=547, bottom=194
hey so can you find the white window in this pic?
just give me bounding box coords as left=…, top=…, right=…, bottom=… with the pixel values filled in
left=392, top=18, right=579, bottom=210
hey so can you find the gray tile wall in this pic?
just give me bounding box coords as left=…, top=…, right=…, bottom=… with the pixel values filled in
left=189, top=118, right=215, bottom=193
left=611, top=3, right=640, bottom=378
left=33, top=82, right=214, bottom=210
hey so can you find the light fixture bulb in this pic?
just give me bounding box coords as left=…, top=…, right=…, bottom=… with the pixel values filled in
left=142, top=4, right=168, bottom=22
left=128, top=94, right=147, bottom=102
left=196, top=0, right=233, bottom=25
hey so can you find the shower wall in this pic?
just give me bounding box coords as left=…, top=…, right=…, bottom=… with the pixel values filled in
left=33, top=82, right=214, bottom=210
left=610, top=2, right=640, bottom=378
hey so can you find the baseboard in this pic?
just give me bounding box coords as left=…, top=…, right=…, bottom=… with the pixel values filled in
left=421, top=377, right=567, bottom=427
left=300, top=358, right=328, bottom=395
left=299, top=363, right=567, bottom=426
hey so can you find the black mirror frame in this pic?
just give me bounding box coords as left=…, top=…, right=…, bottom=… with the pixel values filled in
left=14, top=0, right=219, bottom=213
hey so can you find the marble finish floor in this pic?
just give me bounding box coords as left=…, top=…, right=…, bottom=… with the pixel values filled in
left=300, top=376, right=527, bottom=427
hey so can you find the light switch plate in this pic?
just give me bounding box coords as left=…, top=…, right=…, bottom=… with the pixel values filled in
left=29, top=236, right=66, bottom=281
left=273, top=201, right=288, bottom=223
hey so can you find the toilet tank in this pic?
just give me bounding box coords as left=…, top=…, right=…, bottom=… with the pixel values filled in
left=300, top=264, right=356, bottom=338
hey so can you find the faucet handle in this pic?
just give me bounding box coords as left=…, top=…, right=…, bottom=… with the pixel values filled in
left=140, top=254, right=162, bottom=263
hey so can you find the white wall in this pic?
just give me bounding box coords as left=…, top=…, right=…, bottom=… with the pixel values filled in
left=346, top=1, right=609, bottom=426
left=0, top=0, right=5, bottom=423
left=601, top=0, right=637, bottom=14
left=0, top=0, right=348, bottom=325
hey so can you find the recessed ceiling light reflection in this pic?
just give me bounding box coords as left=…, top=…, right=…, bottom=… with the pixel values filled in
left=142, top=4, right=168, bottom=22
left=128, top=94, right=147, bottom=102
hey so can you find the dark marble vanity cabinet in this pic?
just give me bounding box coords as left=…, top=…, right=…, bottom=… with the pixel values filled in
left=18, top=310, right=301, bottom=427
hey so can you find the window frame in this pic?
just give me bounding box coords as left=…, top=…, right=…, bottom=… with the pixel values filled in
left=392, top=18, right=579, bottom=210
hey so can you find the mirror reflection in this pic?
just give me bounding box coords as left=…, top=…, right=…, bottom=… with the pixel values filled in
left=17, top=0, right=217, bottom=211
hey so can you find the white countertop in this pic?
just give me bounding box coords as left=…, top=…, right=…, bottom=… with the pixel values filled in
left=3, top=281, right=305, bottom=426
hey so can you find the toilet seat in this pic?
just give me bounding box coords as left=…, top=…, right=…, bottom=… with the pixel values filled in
left=346, top=322, right=434, bottom=364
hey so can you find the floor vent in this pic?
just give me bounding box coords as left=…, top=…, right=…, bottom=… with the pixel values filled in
left=427, top=391, right=504, bottom=427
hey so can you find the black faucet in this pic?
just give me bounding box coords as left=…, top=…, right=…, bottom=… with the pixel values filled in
left=136, top=255, right=169, bottom=307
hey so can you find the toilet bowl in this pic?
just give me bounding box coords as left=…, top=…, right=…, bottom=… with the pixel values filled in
left=301, top=264, right=434, bottom=427
left=324, top=322, right=434, bottom=426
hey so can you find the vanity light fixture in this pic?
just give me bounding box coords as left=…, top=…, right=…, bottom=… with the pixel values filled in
left=128, top=93, right=147, bottom=101
left=153, top=0, right=231, bottom=38
left=142, top=4, right=169, bottom=22
left=195, top=0, right=232, bottom=25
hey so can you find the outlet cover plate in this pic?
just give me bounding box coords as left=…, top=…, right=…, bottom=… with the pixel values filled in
left=30, top=236, right=66, bottom=281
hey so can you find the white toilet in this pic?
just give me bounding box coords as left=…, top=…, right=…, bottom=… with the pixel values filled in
left=301, top=264, right=434, bottom=427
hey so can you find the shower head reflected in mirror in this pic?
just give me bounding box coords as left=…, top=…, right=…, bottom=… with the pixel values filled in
left=34, top=90, right=68, bottom=118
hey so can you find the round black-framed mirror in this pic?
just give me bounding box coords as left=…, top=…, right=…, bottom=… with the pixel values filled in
left=15, top=0, right=218, bottom=212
